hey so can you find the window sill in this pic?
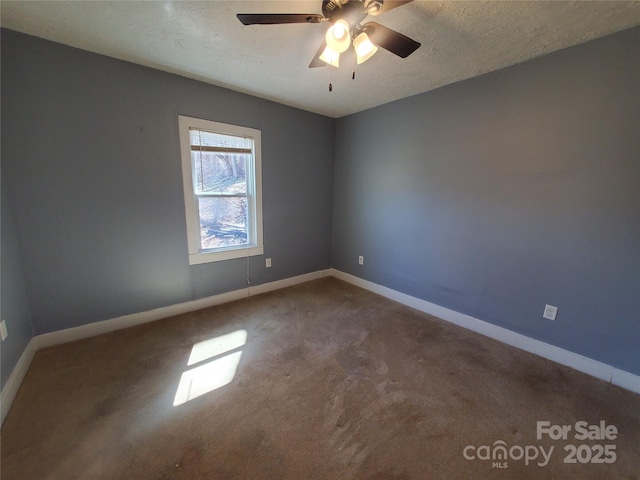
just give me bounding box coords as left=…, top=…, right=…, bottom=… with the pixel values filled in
left=188, top=245, right=264, bottom=265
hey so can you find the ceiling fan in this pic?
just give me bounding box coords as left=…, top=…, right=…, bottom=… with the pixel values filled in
left=237, top=0, right=421, bottom=68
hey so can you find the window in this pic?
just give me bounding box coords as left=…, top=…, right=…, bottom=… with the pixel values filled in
left=179, top=116, right=263, bottom=265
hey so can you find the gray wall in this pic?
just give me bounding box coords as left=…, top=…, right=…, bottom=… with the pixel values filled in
left=1, top=29, right=334, bottom=338
left=1, top=177, right=35, bottom=390
left=332, top=27, right=639, bottom=375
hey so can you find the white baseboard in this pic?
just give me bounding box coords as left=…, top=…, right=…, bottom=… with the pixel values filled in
left=35, top=270, right=330, bottom=350
left=2, top=267, right=637, bottom=426
left=1, top=269, right=330, bottom=425
left=330, top=269, right=640, bottom=395
left=610, top=369, right=640, bottom=393
left=0, top=337, right=39, bottom=424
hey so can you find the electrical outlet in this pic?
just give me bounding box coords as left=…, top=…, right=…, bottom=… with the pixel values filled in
left=0, top=320, right=7, bottom=341
left=358, top=256, right=364, bottom=265
left=543, top=304, right=558, bottom=321
left=266, top=258, right=272, bottom=268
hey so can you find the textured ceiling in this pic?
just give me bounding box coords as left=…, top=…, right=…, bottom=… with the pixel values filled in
left=2, top=1, right=639, bottom=118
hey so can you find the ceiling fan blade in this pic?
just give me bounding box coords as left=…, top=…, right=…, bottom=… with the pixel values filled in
left=309, top=41, right=328, bottom=68
left=364, top=22, right=421, bottom=58
left=237, top=14, right=325, bottom=25
left=368, top=0, right=414, bottom=16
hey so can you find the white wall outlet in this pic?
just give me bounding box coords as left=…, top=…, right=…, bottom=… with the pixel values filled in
left=266, top=258, right=272, bottom=268
left=0, top=320, right=7, bottom=341
left=543, top=304, right=558, bottom=321
left=358, top=256, right=364, bottom=265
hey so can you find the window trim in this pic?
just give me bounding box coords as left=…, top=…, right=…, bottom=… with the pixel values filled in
left=178, top=115, right=263, bottom=265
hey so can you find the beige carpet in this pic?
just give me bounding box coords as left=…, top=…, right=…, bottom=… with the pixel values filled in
left=2, top=278, right=639, bottom=479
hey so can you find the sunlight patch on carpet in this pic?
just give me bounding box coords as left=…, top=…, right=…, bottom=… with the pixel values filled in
left=173, top=329, right=246, bottom=406
left=188, top=329, right=247, bottom=366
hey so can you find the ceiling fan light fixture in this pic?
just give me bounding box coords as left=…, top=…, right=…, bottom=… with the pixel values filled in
left=326, top=19, right=350, bottom=53
left=319, top=45, right=340, bottom=67
left=354, top=32, right=378, bottom=64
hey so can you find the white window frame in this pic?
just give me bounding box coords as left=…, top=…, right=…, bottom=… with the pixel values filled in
left=178, top=115, right=263, bottom=265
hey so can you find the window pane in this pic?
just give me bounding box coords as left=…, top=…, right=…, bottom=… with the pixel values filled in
left=192, top=152, right=247, bottom=195
left=198, top=197, right=248, bottom=250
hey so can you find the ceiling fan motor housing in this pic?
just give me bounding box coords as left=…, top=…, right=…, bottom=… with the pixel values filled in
left=323, top=0, right=368, bottom=29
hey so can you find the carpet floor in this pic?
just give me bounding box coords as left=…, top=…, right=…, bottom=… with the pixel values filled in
left=1, top=277, right=638, bottom=479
